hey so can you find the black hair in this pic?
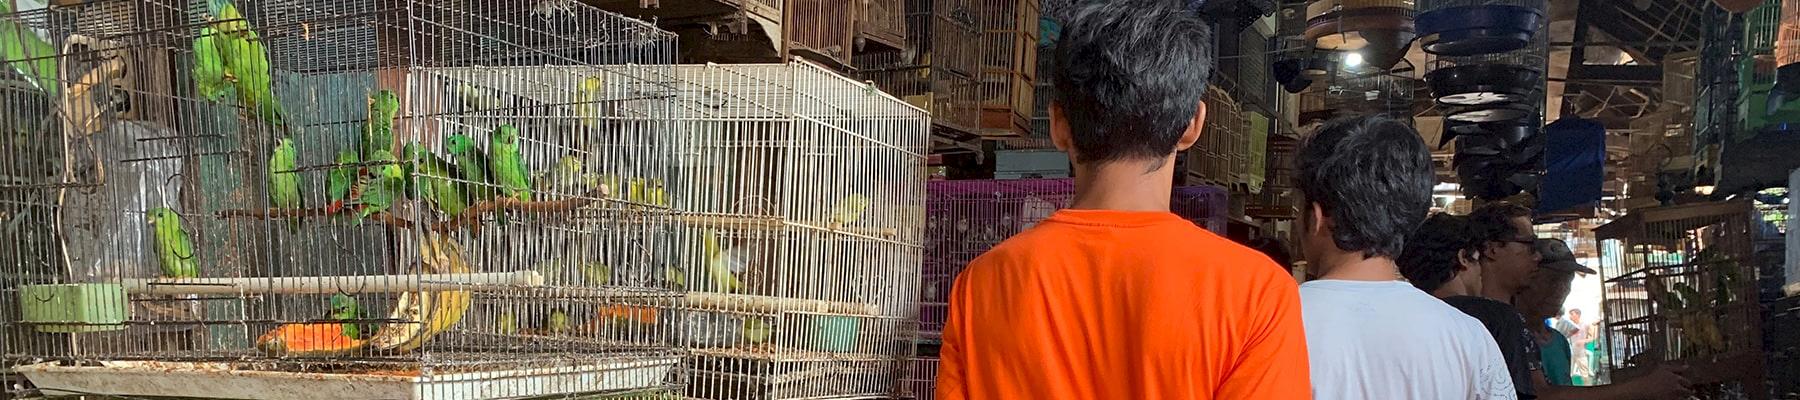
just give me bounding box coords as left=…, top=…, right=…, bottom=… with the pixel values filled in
left=1295, top=115, right=1435, bottom=258
left=1051, top=0, right=1215, bottom=166
left=1245, top=237, right=1293, bottom=271
left=1398, top=213, right=1485, bottom=293
left=1469, top=202, right=1533, bottom=244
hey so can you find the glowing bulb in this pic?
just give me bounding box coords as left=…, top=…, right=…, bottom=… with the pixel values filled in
left=1344, top=52, right=1365, bottom=67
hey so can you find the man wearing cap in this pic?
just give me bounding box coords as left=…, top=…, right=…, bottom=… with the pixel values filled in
left=1463, top=204, right=1693, bottom=400
left=1517, top=238, right=1597, bottom=387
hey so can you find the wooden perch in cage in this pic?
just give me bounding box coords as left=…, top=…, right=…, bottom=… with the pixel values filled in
left=625, top=292, right=881, bottom=317
left=119, top=271, right=544, bottom=296
left=216, top=185, right=611, bottom=231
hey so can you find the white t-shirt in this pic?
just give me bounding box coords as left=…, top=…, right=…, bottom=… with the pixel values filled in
left=1300, top=280, right=1517, bottom=400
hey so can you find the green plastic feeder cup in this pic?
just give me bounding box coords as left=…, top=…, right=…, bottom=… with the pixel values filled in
left=810, top=316, right=860, bottom=353
left=18, top=283, right=128, bottom=333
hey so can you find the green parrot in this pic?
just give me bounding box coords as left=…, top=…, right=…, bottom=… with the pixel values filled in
left=545, top=308, right=570, bottom=335
left=576, top=75, right=605, bottom=129
left=209, top=0, right=283, bottom=125
left=581, top=262, right=611, bottom=286
left=351, top=149, right=404, bottom=224
left=400, top=142, right=423, bottom=199
left=192, top=26, right=230, bottom=102
left=702, top=230, right=744, bottom=293
left=147, top=207, right=198, bottom=279
left=533, top=155, right=585, bottom=196
left=445, top=134, right=494, bottom=206
left=830, top=193, right=870, bottom=227
left=363, top=90, right=400, bottom=159
left=405, top=143, right=469, bottom=217
left=268, top=137, right=302, bottom=233
left=488, top=124, right=531, bottom=202
left=325, top=149, right=359, bottom=215
left=328, top=293, right=361, bottom=339
left=496, top=311, right=518, bottom=336
left=742, top=317, right=771, bottom=345
left=0, top=0, right=58, bottom=97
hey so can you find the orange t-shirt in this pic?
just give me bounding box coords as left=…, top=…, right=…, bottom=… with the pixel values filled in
left=936, top=209, right=1311, bottom=399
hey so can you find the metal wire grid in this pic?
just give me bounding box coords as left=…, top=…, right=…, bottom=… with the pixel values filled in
left=1, top=0, right=687, bottom=398
left=1595, top=201, right=1766, bottom=398
left=655, top=62, right=929, bottom=400
left=1186, top=86, right=1245, bottom=186
left=1172, top=185, right=1229, bottom=234
left=855, top=0, right=983, bottom=136
left=975, top=0, right=1037, bottom=137
left=917, top=178, right=1073, bottom=340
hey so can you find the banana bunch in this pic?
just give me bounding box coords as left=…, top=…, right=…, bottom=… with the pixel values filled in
left=366, top=232, right=475, bottom=352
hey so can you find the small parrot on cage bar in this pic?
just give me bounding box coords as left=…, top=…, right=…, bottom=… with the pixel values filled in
left=363, top=89, right=400, bottom=160
left=208, top=0, right=284, bottom=127
left=406, top=142, right=469, bottom=218
left=267, top=137, right=302, bottom=233
left=350, top=149, right=404, bottom=224
left=191, top=26, right=230, bottom=102
left=0, top=0, right=58, bottom=97
left=702, top=229, right=745, bottom=293
left=489, top=124, right=532, bottom=202
left=830, top=193, right=870, bottom=228
left=445, top=133, right=494, bottom=208
left=576, top=75, right=607, bottom=129
left=325, top=149, right=359, bottom=215
left=147, top=207, right=198, bottom=279
left=544, top=308, right=571, bottom=336
left=496, top=311, right=519, bottom=336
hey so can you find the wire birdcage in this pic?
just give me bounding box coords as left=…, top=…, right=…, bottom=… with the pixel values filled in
left=1186, top=86, right=1245, bottom=186
left=1595, top=200, right=1767, bottom=399
left=662, top=62, right=929, bottom=400
left=1301, top=64, right=1416, bottom=124
left=856, top=0, right=982, bottom=136
left=975, top=0, right=1037, bottom=138
left=0, top=0, right=687, bottom=399
left=1172, top=185, right=1229, bottom=234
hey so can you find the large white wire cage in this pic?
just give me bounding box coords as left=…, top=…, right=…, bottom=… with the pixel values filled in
left=661, top=62, right=930, bottom=400
left=0, top=0, right=689, bottom=398
left=1595, top=200, right=1767, bottom=399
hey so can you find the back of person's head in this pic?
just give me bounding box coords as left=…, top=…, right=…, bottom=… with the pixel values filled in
left=1050, top=0, right=1214, bottom=167
left=1295, top=115, right=1434, bottom=259
left=1397, top=213, right=1485, bottom=293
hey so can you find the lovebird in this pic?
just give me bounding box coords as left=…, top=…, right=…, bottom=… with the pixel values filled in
left=191, top=26, right=230, bottom=102
left=325, top=149, right=358, bottom=215
left=209, top=0, right=283, bottom=125
left=445, top=133, right=493, bottom=206
left=147, top=207, right=198, bottom=279
left=268, top=137, right=302, bottom=233
left=351, top=149, right=404, bottom=224
left=545, top=308, right=570, bottom=335
left=742, top=317, right=771, bottom=345
left=576, top=75, right=605, bottom=129
left=363, top=90, right=400, bottom=159
left=329, top=293, right=361, bottom=339
left=496, top=311, right=518, bottom=336
left=405, top=142, right=469, bottom=217
left=830, top=193, right=869, bottom=227
left=489, top=124, right=531, bottom=202
left=702, top=230, right=744, bottom=293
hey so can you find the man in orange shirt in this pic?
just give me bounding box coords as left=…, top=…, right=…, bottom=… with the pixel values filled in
left=934, top=2, right=1311, bottom=399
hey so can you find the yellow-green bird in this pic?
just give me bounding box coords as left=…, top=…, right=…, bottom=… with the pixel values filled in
left=829, top=193, right=869, bottom=227
left=268, top=137, right=302, bottom=233
left=147, top=207, right=198, bottom=279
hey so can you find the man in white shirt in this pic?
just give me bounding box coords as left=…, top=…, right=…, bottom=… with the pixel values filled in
left=1294, top=115, right=1515, bottom=400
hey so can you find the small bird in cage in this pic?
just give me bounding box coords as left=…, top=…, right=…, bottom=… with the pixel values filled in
left=268, top=137, right=302, bottom=233
left=540, top=308, right=572, bottom=336
left=829, top=193, right=870, bottom=230
left=255, top=293, right=365, bottom=356
left=533, top=154, right=593, bottom=199
left=191, top=26, right=231, bottom=103
left=363, top=90, right=400, bottom=159
left=446, top=133, right=497, bottom=207
left=490, top=124, right=533, bottom=208
left=350, top=149, right=404, bottom=224
left=577, top=75, right=611, bottom=129
left=206, top=0, right=284, bottom=126
left=700, top=230, right=752, bottom=293
left=147, top=207, right=197, bottom=279
left=325, top=149, right=359, bottom=216
left=406, top=142, right=471, bottom=218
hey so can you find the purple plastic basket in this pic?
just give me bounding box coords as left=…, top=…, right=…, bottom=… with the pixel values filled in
left=1172, top=185, right=1230, bottom=234
left=920, top=179, right=1076, bottom=337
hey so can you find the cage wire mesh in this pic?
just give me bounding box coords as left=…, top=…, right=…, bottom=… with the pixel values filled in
left=975, top=0, right=1037, bottom=138
left=659, top=62, right=929, bottom=400
left=855, top=0, right=982, bottom=136
left=0, top=0, right=692, bottom=398
left=1595, top=200, right=1766, bottom=399
left=1185, top=86, right=1245, bottom=186
left=1172, top=185, right=1229, bottom=235
left=907, top=178, right=1073, bottom=399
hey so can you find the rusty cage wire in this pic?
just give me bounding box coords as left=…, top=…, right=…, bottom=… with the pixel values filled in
left=0, top=0, right=690, bottom=398
left=659, top=61, right=930, bottom=400
left=1594, top=200, right=1767, bottom=399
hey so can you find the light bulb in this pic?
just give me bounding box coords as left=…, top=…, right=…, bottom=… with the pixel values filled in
left=1344, top=52, right=1365, bottom=67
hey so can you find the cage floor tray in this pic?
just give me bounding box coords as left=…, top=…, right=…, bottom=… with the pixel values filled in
left=15, top=356, right=678, bottom=400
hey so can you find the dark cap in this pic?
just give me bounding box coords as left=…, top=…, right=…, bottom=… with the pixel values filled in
left=1535, top=238, right=1597, bottom=275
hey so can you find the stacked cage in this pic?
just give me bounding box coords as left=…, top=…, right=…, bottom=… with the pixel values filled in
left=1186, top=86, right=1246, bottom=187
left=1695, top=3, right=1743, bottom=159
left=975, top=0, right=1038, bottom=138
left=1, top=1, right=687, bottom=399
left=856, top=0, right=982, bottom=136
left=662, top=62, right=929, bottom=400
left=907, top=178, right=1075, bottom=399
left=1737, top=0, right=1800, bottom=135
left=1418, top=0, right=1547, bottom=202
left=859, top=0, right=909, bottom=53
left=1595, top=200, right=1767, bottom=399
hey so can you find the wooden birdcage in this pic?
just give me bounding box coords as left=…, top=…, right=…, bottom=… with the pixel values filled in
left=1184, top=86, right=1245, bottom=187
left=1595, top=200, right=1768, bottom=399
left=975, top=0, right=1038, bottom=138
left=856, top=0, right=982, bottom=136
left=858, top=0, right=908, bottom=52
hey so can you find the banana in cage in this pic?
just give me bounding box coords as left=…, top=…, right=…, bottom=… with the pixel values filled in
left=0, top=0, right=689, bottom=399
